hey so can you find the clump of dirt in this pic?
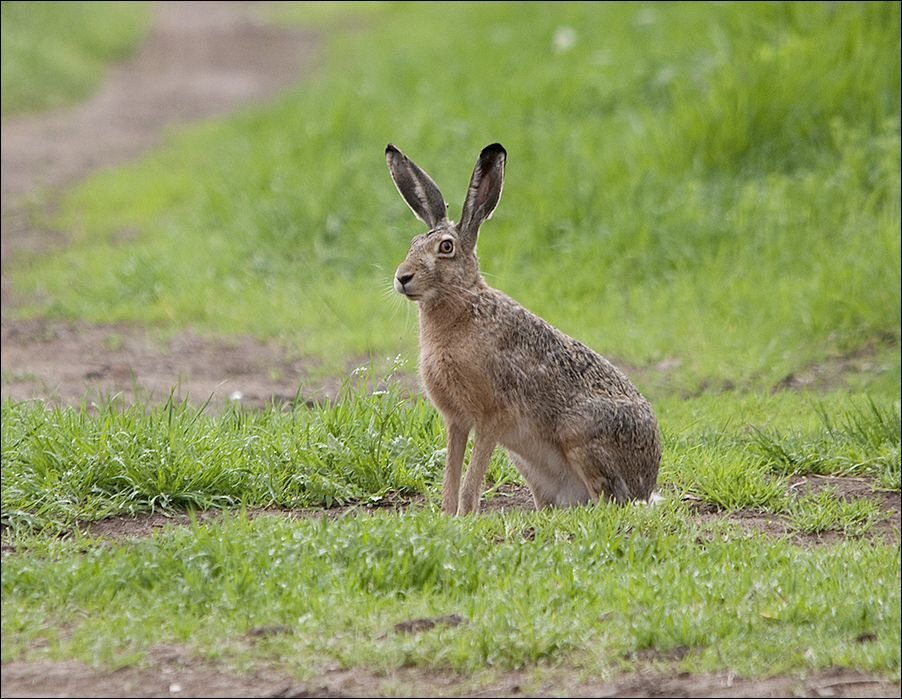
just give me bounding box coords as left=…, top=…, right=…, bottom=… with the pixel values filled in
left=391, top=614, right=467, bottom=635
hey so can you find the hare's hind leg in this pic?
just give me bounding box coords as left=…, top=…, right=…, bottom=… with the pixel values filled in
left=508, top=452, right=593, bottom=509
left=565, top=441, right=654, bottom=503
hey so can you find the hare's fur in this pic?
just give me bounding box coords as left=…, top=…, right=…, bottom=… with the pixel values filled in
left=387, top=143, right=661, bottom=515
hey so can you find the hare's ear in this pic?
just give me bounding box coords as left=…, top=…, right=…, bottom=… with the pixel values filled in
left=459, top=143, right=506, bottom=245
left=385, top=144, right=448, bottom=228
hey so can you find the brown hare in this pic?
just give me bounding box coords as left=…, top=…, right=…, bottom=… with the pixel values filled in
left=386, top=143, right=661, bottom=515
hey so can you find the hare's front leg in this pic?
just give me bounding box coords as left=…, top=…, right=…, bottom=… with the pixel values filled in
left=457, top=431, right=497, bottom=515
left=442, top=422, right=469, bottom=515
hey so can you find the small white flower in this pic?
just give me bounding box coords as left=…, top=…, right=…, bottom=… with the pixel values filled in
left=634, top=7, right=657, bottom=27
left=552, top=26, right=577, bottom=54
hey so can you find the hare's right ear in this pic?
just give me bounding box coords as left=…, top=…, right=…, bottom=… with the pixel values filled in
left=385, top=144, right=448, bottom=228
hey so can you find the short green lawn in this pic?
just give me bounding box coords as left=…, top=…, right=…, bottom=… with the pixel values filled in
left=2, top=384, right=900, bottom=678
left=3, top=509, right=899, bottom=680
left=1, top=1, right=150, bottom=115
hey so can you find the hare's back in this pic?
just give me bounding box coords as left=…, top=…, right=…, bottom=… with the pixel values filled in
left=481, top=292, right=642, bottom=405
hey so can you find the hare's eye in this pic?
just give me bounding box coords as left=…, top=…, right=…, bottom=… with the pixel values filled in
left=438, top=239, right=454, bottom=255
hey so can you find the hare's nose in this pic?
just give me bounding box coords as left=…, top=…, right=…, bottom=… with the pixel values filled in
left=396, top=272, right=414, bottom=287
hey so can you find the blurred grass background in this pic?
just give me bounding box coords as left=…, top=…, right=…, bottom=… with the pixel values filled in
left=1, top=1, right=150, bottom=115
left=7, top=1, right=901, bottom=398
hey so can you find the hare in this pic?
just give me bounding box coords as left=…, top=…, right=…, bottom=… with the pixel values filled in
left=386, top=143, right=661, bottom=515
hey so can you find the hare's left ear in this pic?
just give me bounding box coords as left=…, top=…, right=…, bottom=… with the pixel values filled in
left=459, top=143, right=506, bottom=246
left=385, top=144, right=448, bottom=228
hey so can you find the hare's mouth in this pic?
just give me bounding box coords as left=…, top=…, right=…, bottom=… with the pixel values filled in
left=394, top=285, right=421, bottom=301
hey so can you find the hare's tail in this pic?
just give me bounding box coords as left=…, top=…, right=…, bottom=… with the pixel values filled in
left=641, top=491, right=665, bottom=507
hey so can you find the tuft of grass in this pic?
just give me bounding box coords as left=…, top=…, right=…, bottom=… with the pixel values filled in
left=3, top=378, right=897, bottom=537
left=749, top=399, right=901, bottom=489
left=787, top=488, right=884, bottom=537
left=1, top=1, right=150, bottom=115
left=0, top=370, right=445, bottom=536
left=670, top=450, right=790, bottom=512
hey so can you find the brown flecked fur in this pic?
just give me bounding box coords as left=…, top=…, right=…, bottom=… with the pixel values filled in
left=386, top=143, right=661, bottom=515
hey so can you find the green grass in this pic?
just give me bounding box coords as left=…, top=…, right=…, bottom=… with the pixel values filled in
left=268, top=0, right=388, bottom=29
left=9, top=1, right=899, bottom=395
left=1, top=1, right=150, bottom=115
left=750, top=398, right=901, bottom=489
left=2, top=491, right=899, bottom=680
left=2, top=378, right=898, bottom=537
left=2, top=0, right=900, bottom=689
left=787, top=489, right=884, bottom=537
left=0, top=371, right=443, bottom=534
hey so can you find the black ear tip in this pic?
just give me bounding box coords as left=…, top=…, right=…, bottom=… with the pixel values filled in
left=482, top=143, right=506, bottom=157
left=386, top=143, right=398, bottom=154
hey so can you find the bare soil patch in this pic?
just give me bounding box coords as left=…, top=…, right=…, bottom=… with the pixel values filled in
left=688, top=474, right=900, bottom=545
left=59, top=483, right=533, bottom=543
left=1, top=317, right=342, bottom=410
left=2, top=657, right=898, bottom=698
left=0, top=1, right=317, bottom=206
left=22, top=477, right=894, bottom=546
left=774, top=333, right=899, bottom=392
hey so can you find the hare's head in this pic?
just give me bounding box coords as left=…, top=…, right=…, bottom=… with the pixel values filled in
left=386, top=144, right=505, bottom=307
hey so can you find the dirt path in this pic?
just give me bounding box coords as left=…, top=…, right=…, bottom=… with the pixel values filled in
left=1, top=3, right=316, bottom=205
left=4, top=658, right=899, bottom=698
left=1, top=1, right=323, bottom=408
